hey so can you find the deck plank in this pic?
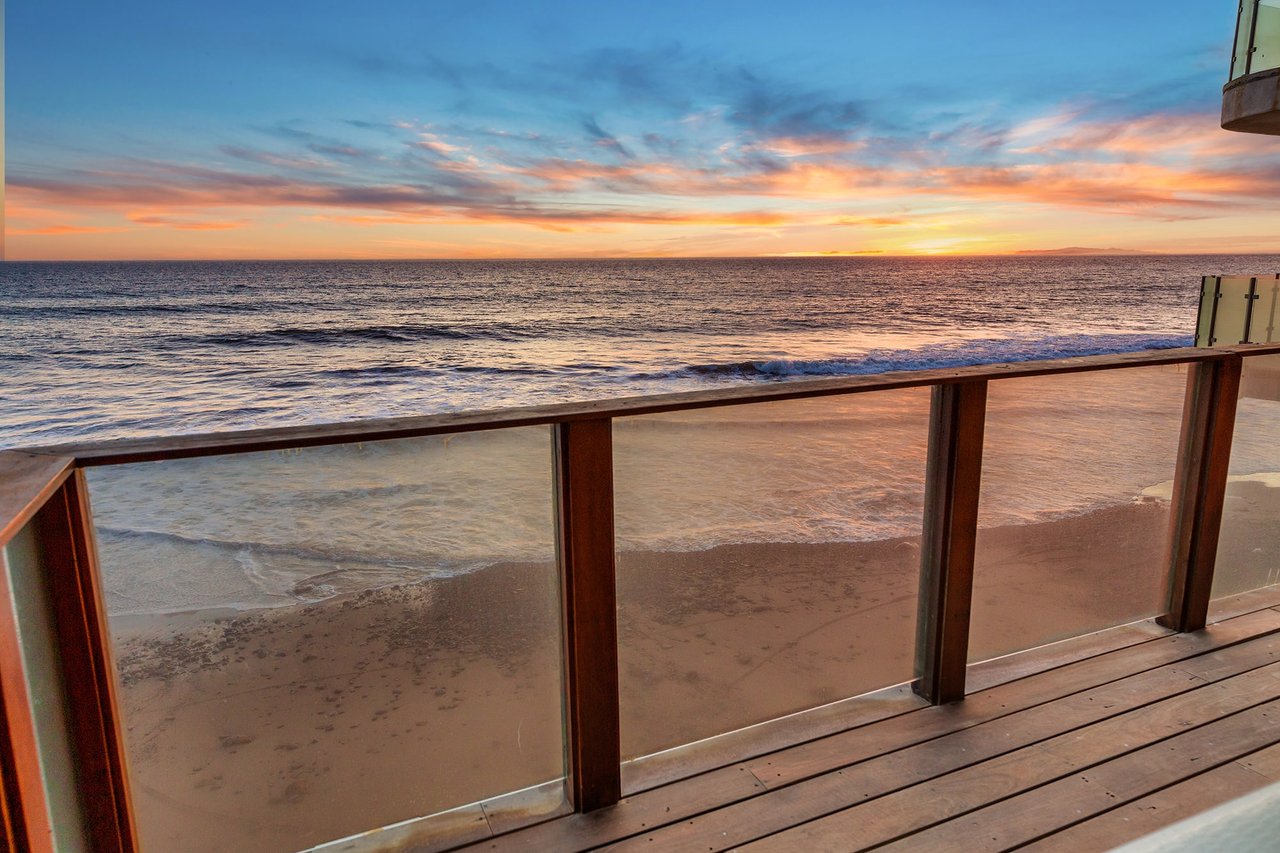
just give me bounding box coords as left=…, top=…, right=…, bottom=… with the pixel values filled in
left=670, top=656, right=1280, bottom=853
left=1237, top=738, right=1280, bottom=780
left=877, top=698, right=1280, bottom=851
left=457, top=606, right=1280, bottom=853
left=745, top=608, right=1280, bottom=790
left=1017, top=754, right=1278, bottom=852
left=619, top=684, right=925, bottom=796
left=473, top=765, right=765, bottom=852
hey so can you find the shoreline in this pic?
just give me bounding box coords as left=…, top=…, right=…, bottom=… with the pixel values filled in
left=110, top=497, right=1187, bottom=851
left=108, top=494, right=1173, bottom=631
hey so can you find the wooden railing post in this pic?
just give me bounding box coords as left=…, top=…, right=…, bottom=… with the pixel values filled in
left=33, top=470, right=137, bottom=851
left=553, top=419, right=621, bottom=812
left=0, top=453, right=137, bottom=852
left=0, top=452, right=74, bottom=853
left=1161, top=356, right=1243, bottom=632
left=915, top=380, right=988, bottom=704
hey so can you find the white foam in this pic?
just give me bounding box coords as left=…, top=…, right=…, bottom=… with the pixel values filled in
left=1140, top=471, right=1280, bottom=502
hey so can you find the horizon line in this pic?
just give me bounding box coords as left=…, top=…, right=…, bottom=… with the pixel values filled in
left=7, top=251, right=1280, bottom=263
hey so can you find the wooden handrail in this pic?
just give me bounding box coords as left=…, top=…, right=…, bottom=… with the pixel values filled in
left=15, top=345, right=1278, bottom=467
left=0, top=453, right=74, bottom=547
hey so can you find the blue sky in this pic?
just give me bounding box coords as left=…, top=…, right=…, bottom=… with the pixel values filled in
left=8, top=1, right=1278, bottom=259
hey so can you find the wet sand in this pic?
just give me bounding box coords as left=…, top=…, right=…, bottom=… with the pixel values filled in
left=113, top=499, right=1180, bottom=852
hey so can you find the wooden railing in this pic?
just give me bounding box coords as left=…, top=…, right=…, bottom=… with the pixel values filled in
left=0, top=455, right=136, bottom=852
left=0, top=342, right=1275, bottom=851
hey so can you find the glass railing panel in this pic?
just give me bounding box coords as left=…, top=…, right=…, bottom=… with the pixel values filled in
left=86, top=428, right=561, bottom=853
left=1254, top=0, right=1280, bottom=74
left=1247, top=276, right=1280, bottom=344
left=613, top=390, right=929, bottom=761
left=969, top=367, right=1187, bottom=663
left=1235, top=0, right=1259, bottom=79
left=1211, top=352, right=1280, bottom=610
left=1208, top=276, right=1256, bottom=347
left=1195, top=277, right=1216, bottom=346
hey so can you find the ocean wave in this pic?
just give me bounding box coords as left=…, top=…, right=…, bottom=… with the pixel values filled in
left=95, top=525, right=527, bottom=609
left=96, top=526, right=455, bottom=574
left=318, top=365, right=436, bottom=379
left=12, top=301, right=263, bottom=318
left=186, top=322, right=537, bottom=348
left=673, top=333, right=1192, bottom=381
left=452, top=364, right=562, bottom=376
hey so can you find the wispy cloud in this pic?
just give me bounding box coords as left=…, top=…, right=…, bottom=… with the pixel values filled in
left=580, top=115, right=633, bottom=159
left=723, top=67, right=866, bottom=142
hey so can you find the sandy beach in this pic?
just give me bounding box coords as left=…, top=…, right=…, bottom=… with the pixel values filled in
left=112, top=497, right=1191, bottom=852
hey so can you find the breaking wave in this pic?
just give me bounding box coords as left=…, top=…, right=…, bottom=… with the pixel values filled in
left=673, top=333, right=1192, bottom=381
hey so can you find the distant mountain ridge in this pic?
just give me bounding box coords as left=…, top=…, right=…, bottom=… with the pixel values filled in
left=1016, top=247, right=1150, bottom=256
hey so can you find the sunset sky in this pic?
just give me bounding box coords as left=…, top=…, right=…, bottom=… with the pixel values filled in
left=8, top=0, right=1280, bottom=260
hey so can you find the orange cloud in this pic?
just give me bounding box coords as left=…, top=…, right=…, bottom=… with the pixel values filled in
left=412, top=132, right=466, bottom=156
left=751, top=136, right=866, bottom=158
left=508, top=157, right=889, bottom=199
left=831, top=215, right=908, bottom=227
left=7, top=224, right=128, bottom=236
left=309, top=213, right=450, bottom=226
left=316, top=207, right=791, bottom=232
left=128, top=213, right=250, bottom=230
left=1008, top=110, right=1278, bottom=160
left=920, top=160, right=1274, bottom=213
left=767, top=249, right=886, bottom=256
left=515, top=159, right=657, bottom=192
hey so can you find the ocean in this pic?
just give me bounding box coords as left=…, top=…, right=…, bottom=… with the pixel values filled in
left=4, top=255, right=1278, bottom=616
left=2, top=254, right=1234, bottom=446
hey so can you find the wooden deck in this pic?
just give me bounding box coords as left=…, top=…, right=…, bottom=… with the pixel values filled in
left=451, top=589, right=1280, bottom=852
